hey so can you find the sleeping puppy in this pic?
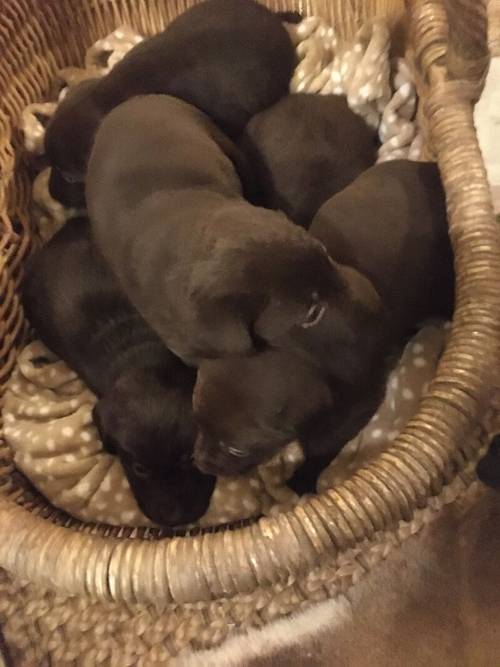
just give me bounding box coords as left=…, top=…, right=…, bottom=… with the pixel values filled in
left=193, top=346, right=386, bottom=485
left=44, top=0, right=296, bottom=191
left=241, top=94, right=377, bottom=228
left=305, top=161, right=454, bottom=341
left=193, top=349, right=334, bottom=477
left=193, top=161, right=454, bottom=492
left=193, top=255, right=384, bottom=479
left=87, top=95, right=339, bottom=366
left=22, top=218, right=216, bottom=526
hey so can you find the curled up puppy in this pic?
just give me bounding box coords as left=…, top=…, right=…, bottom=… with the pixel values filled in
left=22, top=218, right=215, bottom=527
left=193, top=348, right=335, bottom=478
left=241, top=93, right=378, bottom=228
left=87, top=95, right=340, bottom=365
left=193, top=161, right=454, bottom=493
left=193, top=281, right=384, bottom=492
left=44, top=0, right=297, bottom=196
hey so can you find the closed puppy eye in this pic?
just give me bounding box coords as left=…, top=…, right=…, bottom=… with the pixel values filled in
left=302, top=302, right=326, bottom=329
left=131, top=461, right=151, bottom=478
left=220, top=442, right=249, bottom=458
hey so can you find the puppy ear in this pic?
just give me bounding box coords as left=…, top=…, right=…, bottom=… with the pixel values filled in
left=194, top=298, right=253, bottom=358
left=253, top=298, right=305, bottom=341
left=191, top=260, right=267, bottom=356
left=336, top=263, right=382, bottom=317
left=321, top=262, right=382, bottom=348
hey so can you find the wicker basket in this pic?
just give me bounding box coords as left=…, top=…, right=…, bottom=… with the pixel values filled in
left=0, top=0, right=499, bottom=664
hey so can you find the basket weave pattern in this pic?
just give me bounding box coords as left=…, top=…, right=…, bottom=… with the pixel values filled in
left=0, top=0, right=499, bottom=663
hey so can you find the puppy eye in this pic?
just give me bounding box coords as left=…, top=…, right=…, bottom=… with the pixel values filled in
left=302, top=302, right=326, bottom=329
left=131, top=462, right=151, bottom=479
left=220, top=442, right=249, bottom=458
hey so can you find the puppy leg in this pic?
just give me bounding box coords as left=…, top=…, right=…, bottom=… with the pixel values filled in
left=477, top=435, right=500, bottom=489
left=289, top=387, right=384, bottom=494
left=287, top=453, right=338, bottom=496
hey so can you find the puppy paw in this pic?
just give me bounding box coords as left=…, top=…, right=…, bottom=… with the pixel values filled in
left=287, top=467, right=318, bottom=496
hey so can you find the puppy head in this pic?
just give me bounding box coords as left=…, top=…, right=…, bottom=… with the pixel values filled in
left=45, top=78, right=103, bottom=184
left=191, top=217, right=346, bottom=356
left=93, top=367, right=215, bottom=526
left=249, top=235, right=342, bottom=340
left=193, top=349, right=333, bottom=476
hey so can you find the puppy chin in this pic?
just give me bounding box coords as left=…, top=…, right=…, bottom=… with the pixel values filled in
left=126, top=471, right=215, bottom=527
left=138, top=497, right=209, bottom=527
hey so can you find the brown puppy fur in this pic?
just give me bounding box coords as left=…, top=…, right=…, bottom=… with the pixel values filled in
left=194, top=341, right=384, bottom=485
left=477, top=435, right=500, bottom=488
left=241, top=94, right=377, bottom=228
left=44, top=0, right=296, bottom=191
left=193, top=349, right=334, bottom=477
left=87, top=95, right=341, bottom=366
left=22, top=218, right=215, bottom=526
left=194, top=161, right=454, bottom=491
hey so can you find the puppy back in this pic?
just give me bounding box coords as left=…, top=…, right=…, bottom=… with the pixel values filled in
left=22, top=219, right=171, bottom=394
left=310, top=160, right=453, bottom=322
left=242, top=94, right=377, bottom=227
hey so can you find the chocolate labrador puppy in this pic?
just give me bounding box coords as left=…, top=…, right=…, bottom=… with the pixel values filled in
left=193, top=348, right=334, bottom=477
left=45, top=0, right=296, bottom=202
left=22, top=218, right=216, bottom=526
left=193, top=161, right=454, bottom=492
left=87, top=95, right=340, bottom=366
left=241, top=94, right=377, bottom=228
left=193, top=280, right=385, bottom=487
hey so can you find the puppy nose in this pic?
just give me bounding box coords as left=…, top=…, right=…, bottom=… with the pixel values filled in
left=141, top=498, right=192, bottom=527
left=156, top=509, right=187, bottom=528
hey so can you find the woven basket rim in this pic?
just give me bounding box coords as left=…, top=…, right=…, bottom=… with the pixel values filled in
left=0, top=0, right=499, bottom=604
